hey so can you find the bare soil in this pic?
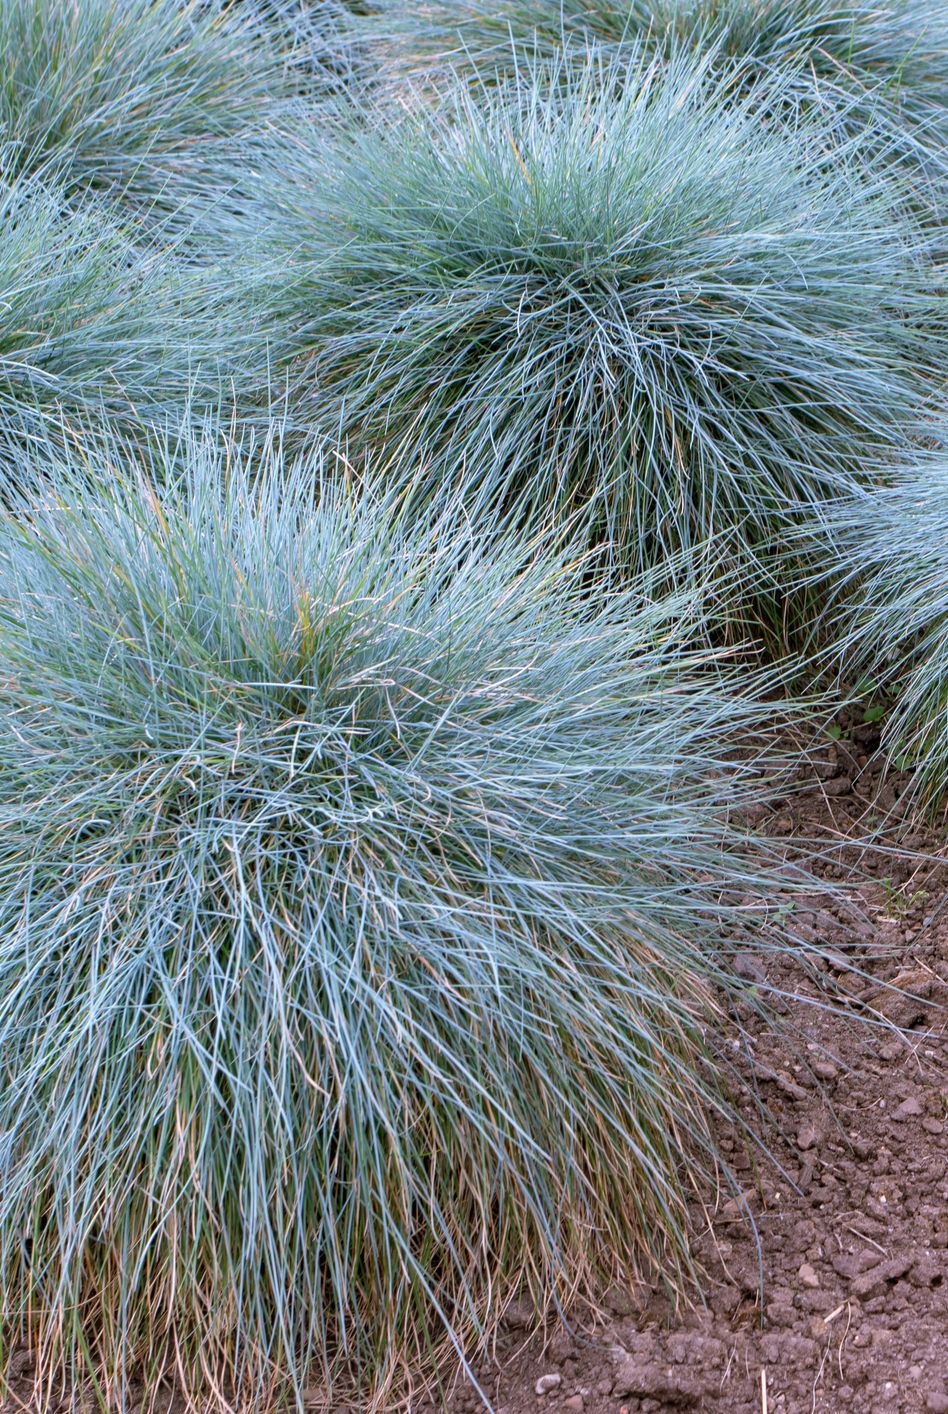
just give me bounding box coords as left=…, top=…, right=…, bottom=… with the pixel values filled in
left=432, top=715, right=948, bottom=1414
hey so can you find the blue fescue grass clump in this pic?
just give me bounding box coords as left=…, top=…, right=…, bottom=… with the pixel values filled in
left=231, top=0, right=375, bottom=97
left=808, top=443, right=948, bottom=802
left=364, top=0, right=948, bottom=87
left=362, top=0, right=948, bottom=179
left=0, top=426, right=812, bottom=1410
left=0, top=0, right=292, bottom=223
left=236, top=52, right=943, bottom=602
left=0, top=164, right=274, bottom=452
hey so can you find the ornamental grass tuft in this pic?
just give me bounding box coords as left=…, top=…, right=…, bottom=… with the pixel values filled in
left=362, top=0, right=948, bottom=182
left=807, top=443, right=948, bottom=803
left=232, top=0, right=375, bottom=98
left=0, top=0, right=291, bottom=224
left=0, top=165, right=275, bottom=454
left=0, top=426, right=812, bottom=1410
left=237, top=52, right=943, bottom=609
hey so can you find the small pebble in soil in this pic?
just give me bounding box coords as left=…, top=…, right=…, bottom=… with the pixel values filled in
left=894, top=1096, right=923, bottom=1120
left=797, top=1262, right=820, bottom=1288
left=534, top=1372, right=561, bottom=1396
left=797, top=1122, right=822, bottom=1151
left=503, top=1297, right=534, bottom=1329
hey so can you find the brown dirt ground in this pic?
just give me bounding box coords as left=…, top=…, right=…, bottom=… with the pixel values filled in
left=3, top=714, right=946, bottom=1414
left=429, top=713, right=948, bottom=1414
